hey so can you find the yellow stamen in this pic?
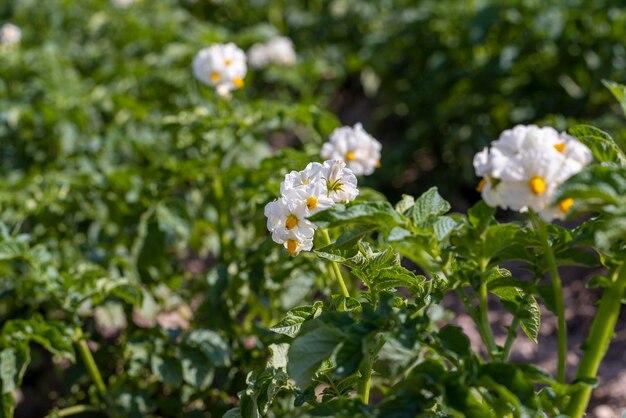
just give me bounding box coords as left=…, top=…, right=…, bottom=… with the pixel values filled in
left=375, top=160, right=381, bottom=168
left=210, top=72, right=220, bottom=83
left=225, top=58, right=232, bottom=66
left=558, top=198, right=574, bottom=213
left=306, top=196, right=318, bottom=210
left=529, top=176, right=547, bottom=195
left=285, top=214, right=298, bottom=230
left=286, top=239, right=298, bottom=256
left=233, top=77, right=244, bottom=88
left=477, top=178, right=487, bottom=192
left=554, top=143, right=566, bottom=153
left=345, top=151, right=355, bottom=161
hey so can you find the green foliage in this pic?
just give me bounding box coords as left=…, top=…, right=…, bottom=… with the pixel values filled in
left=0, top=0, right=625, bottom=417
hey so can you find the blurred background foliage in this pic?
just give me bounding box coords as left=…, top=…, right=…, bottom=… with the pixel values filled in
left=188, top=0, right=626, bottom=204
left=1, top=0, right=626, bottom=417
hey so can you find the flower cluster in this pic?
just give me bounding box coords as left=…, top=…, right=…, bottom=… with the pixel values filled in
left=265, top=160, right=358, bottom=256
left=0, top=23, right=21, bottom=46
left=192, top=43, right=247, bottom=97
left=247, top=36, right=297, bottom=69
left=321, top=123, right=382, bottom=176
left=474, top=124, right=592, bottom=221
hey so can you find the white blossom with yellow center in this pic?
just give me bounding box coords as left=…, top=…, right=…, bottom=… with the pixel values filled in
left=282, top=181, right=334, bottom=217
left=474, top=124, right=592, bottom=221
left=265, top=160, right=359, bottom=256
left=0, top=23, right=21, bottom=46
left=322, top=160, right=359, bottom=203
left=192, top=43, right=247, bottom=96
left=280, top=162, right=325, bottom=196
left=264, top=198, right=315, bottom=256
left=321, top=123, right=382, bottom=176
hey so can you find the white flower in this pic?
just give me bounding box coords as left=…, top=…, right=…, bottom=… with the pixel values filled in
left=321, top=123, right=381, bottom=176
left=282, top=181, right=334, bottom=216
left=247, top=36, right=296, bottom=69
left=193, top=43, right=247, bottom=96
left=280, top=162, right=325, bottom=195
left=322, top=160, right=359, bottom=203
left=0, top=23, right=21, bottom=46
left=264, top=198, right=316, bottom=256
left=474, top=124, right=592, bottom=221
left=265, top=159, right=359, bottom=255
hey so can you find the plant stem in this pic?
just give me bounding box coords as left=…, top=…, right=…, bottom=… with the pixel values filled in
left=478, top=278, right=498, bottom=359
left=454, top=287, right=495, bottom=359
left=357, top=356, right=372, bottom=405
left=529, top=210, right=567, bottom=383
left=565, top=264, right=626, bottom=418
left=75, top=328, right=107, bottom=400
left=501, top=316, right=520, bottom=361
left=44, top=405, right=104, bottom=418
left=320, top=229, right=350, bottom=298
left=213, top=176, right=229, bottom=261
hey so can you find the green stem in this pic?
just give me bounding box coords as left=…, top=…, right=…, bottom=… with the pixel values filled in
left=213, top=176, right=229, bottom=261
left=44, top=405, right=104, bottom=418
left=357, top=356, right=372, bottom=405
left=75, top=329, right=107, bottom=399
left=478, top=278, right=498, bottom=360
left=529, top=210, right=567, bottom=383
left=455, top=287, right=494, bottom=359
left=565, top=264, right=626, bottom=418
left=501, top=316, right=520, bottom=361
left=320, top=229, right=350, bottom=298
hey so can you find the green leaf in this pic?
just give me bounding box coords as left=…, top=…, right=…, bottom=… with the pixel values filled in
left=222, top=408, right=242, bottom=418
left=519, top=297, right=541, bottom=344
left=408, top=187, right=451, bottom=228
left=568, top=125, right=626, bottom=166
left=333, top=336, right=363, bottom=379
left=394, top=194, right=415, bottom=214
left=491, top=286, right=540, bottom=343
left=438, top=325, right=470, bottom=357
left=287, top=325, right=343, bottom=388
left=184, top=330, right=231, bottom=367
left=0, top=241, right=29, bottom=262
left=0, top=344, right=29, bottom=418
left=483, top=224, right=520, bottom=260
left=557, top=165, right=626, bottom=207
left=309, top=202, right=403, bottom=229
left=603, top=79, right=626, bottom=118
left=0, top=348, right=24, bottom=395
left=180, top=346, right=214, bottom=389
left=432, top=216, right=460, bottom=241
left=151, top=354, right=183, bottom=387
left=269, top=302, right=323, bottom=338
left=479, top=363, right=537, bottom=407
left=1, top=318, right=75, bottom=362
left=468, top=200, right=496, bottom=232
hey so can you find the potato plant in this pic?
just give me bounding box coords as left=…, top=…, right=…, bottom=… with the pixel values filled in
left=1, top=1, right=626, bottom=418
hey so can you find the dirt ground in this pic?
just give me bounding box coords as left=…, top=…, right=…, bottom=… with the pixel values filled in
left=445, top=266, right=626, bottom=418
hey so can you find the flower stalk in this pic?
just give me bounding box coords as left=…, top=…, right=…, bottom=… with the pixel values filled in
left=565, top=264, right=626, bottom=418
left=75, top=328, right=107, bottom=400
left=529, top=210, right=567, bottom=383
left=320, top=228, right=350, bottom=298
